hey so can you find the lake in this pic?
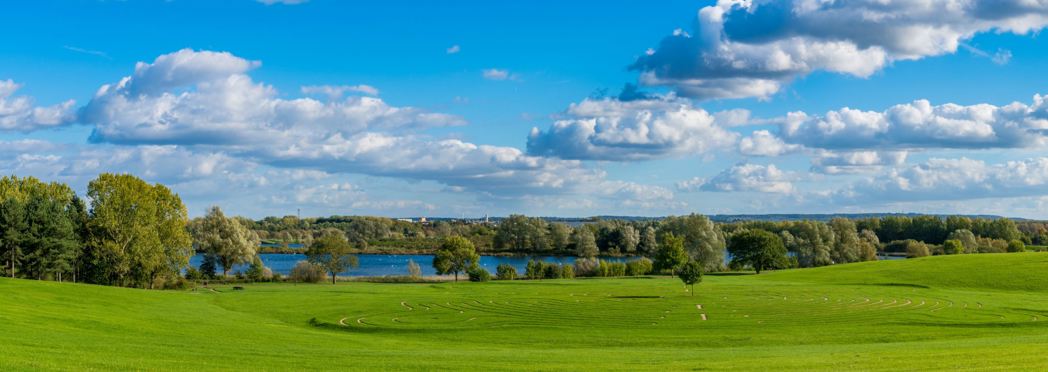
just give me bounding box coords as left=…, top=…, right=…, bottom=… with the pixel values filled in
left=189, top=253, right=636, bottom=277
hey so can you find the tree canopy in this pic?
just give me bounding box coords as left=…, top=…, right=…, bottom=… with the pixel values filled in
left=433, top=236, right=479, bottom=282
left=306, top=233, right=359, bottom=284
left=727, top=229, right=787, bottom=274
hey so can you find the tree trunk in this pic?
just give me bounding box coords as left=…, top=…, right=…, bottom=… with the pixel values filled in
left=690, top=284, right=694, bottom=296
left=332, top=272, right=337, bottom=285
left=454, top=272, right=458, bottom=282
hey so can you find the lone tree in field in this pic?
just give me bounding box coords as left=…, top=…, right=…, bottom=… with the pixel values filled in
left=677, top=260, right=703, bottom=296
left=191, top=206, right=259, bottom=278
left=433, top=236, right=479, bottom=282
left=307, top=233, right=359, bottom=284
left=727, top=229, right=787, bottom=274
left=654, top=233, right=688, bottom=274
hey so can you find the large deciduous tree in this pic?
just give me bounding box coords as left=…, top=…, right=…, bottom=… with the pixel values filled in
left=433, top=236, right=479, bottom=282
left=573, top=228, right=598, bottom=258
left=84, top=173, right=191, bottom=288
left=654, top=233, right=688, bottom=274
left=191, top=206, right=260, bottom=277
left=659, top=214, right=726, bottom=272
left=727, top=229, right=787, bottom=274
left=306, top=232, right=359, bottom=284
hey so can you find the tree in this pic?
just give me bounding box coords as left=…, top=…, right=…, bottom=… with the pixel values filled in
left=246, top=256, right=266, bottom=282
left=191, top=206, right=260, bottom=277
left=433, top=236, right=479, bottom=282
left=85, top=173, right=191, bottom=288
left=1007, top=239, right=1025, bottom=253
left=407, top=259, right=422, bottom=279
left=573, top=228, right=598, bottom=258
left=943, top=239, right=965, bottom=255
left=727, top=230, right=787, bottom=274
left=306, top=233, right=359, bottom=284
left=638, top=226, right=658, bottom=256
left=548, top=223, right=572, bottom=252
left=829, top=218, right=862, bottom=264
left=947, top=229, right=979, bottom=254
left=677, top=260, right=703, bottom=296
left=904, top=240, right=930, bottom=258
left=659, top=214, right=726, bottom=272
left=0, top=198, right=26, bottom=278
left=654, top=233, right=688, bottom=273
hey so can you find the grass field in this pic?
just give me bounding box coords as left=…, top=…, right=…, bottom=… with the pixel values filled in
left=3, top=253, right=1048, bottom=370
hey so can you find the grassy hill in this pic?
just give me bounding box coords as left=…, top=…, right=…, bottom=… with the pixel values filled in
left=3, top=254, right=1048, bottom=370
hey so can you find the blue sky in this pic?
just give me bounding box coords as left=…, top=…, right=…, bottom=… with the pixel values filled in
left=3, top=0, right=1048, bottom=218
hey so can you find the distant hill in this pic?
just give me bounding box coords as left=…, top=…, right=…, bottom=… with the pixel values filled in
left=416, top=213, right=1027, bottom=224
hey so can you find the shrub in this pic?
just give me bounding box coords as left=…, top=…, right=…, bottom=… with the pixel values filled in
left=597, top=260, right=627, bottom=277
left=525, top=260, right=544, bottom=279
left=290, top=261, right=326, bottom=283
left=943, top=239, right=965, bottom=255
left=271, top=272, right=283, bottom=282
left=543, top=263, right=562, bottom=279
left=560, top=265, right=575, bottom=279
left=184, top=267, right=202, bottom=281
left=467, top=266, right=491, bottom=282
left=1007, top=240, right=1025, bottom=253
left=246, top=257, right=266, bottom=282
left=573, top=258, right=599, bottom=277
left=626, top=257, right=653, bottom=276
left=905, top=240, right=930, bottom=258
left=495, top=263, right=518, bottom=280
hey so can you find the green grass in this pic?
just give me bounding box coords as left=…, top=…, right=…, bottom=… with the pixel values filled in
left=4, top=253, right=1048, bottom=370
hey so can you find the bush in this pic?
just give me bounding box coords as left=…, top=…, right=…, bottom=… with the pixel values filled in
left=407, top=259, right=423, bottom=279
left=905, top=240, right=930, bottom=258
left=525, top=260, right=544, bottom=279
left=573, top=258, right=599, bottom=277
left=271, top=272, right=283, bottom=282
left=543, top=263, right=562, bottom=279
left=597, top=260, right=627, bottom=277
left=626, top=258, right=653, bottom=276
left=1007, top=240, right=1025, bottom=253
left=290, top=261, right=326, bottom=283
left=246, top=257, right=266, bottom=282
left=943, top=239, right=964, bottom=255
left=184, top=267, right=203, bottom=281
left=467, top=266, right=491, bottom=282
left=495, top=263, right=517, bottom=280
left=560, top=265, right=575, bottom=279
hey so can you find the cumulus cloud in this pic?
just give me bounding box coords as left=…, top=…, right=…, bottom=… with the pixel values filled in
left=739, top=129, right=801, bottom=156
left=0, top=80, right=77, bottom=132
left=482, top=68, right=512, bottom=80
left=631, top=0, right=1048, bottom=99
left=833, top=157, right=1048, bottom=204
left=810, top=150, right=907, bottom=174
left=778, top=95, right=1048, bottom=150
left=527, top=96, right=739, bottom=161
left=76, top=49, right=623, bottom=197
left=693, top=163, right=795, bottom=194
left=80, top=49, right=464, bottom=146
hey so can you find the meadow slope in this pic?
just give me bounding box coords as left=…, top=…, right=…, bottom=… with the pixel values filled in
left=3, top=253, right=1048, bottom=371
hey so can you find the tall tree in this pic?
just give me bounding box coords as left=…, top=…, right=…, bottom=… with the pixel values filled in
left=433, top=236, right=479, bottom=282
left=85, top=173, right=191, bottom=288
left=573, top=228, right=598, bottom=258
left=638, top=226, right=658, bottom=257
left=654, top=233, right=688, bottom=274
left=306, top=233, right=359, bottom=284
left=659, top=214, right=726, bottom=272
left=191, top=206, right=259, bottom=277
left=727, top=229, right=787, bottom=274
left=0, top=198, right=26, bottom=278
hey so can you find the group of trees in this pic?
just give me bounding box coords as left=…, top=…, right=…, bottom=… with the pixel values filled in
left=0, top=174, right=192, bottom=288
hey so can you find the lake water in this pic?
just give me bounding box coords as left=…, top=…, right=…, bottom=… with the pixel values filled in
left=189, top=253, right=636, bottom=277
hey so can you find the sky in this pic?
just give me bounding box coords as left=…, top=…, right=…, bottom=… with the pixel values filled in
left=3, top=0, right=1048, bottom=219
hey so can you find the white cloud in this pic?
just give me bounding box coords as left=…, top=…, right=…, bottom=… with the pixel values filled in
left=675, top=177, right=706, bottom=192
left=632, top=1, right=1048, bottom=99
left=482, top=68, right=512, bottom=80
left=527, top=96, right=738, bottom=161
left=810, top=150, right=907, bottom=174
left=739, top=129, right=801, bottom=157
left=697, top=163, right=795, bottom=194
left=0, top=80, right=77, bottom=132
left=778, top=96, right=1048, bottom=150
left=446, top=45, right=461, bottom=54
left=301, top=84, right=380, bottom=99
left=833, top=156, right=1048, bottom=204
